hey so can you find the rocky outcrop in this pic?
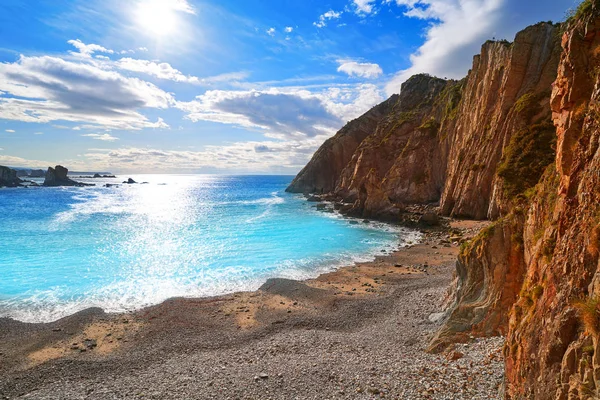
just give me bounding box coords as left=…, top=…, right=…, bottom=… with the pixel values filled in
left=286, top=95, right=399, bottom=194
left=28, top=169, right=45, bottom=178
left=333, top=74, right=454, bottom=220
left=0, top=166, right=22, bottom=187
left=43, top=165, right=92, bottom=187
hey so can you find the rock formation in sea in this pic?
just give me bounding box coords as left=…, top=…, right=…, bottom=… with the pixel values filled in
left=28, top=169, right=45, bottom=178
left=0, top=166, right=22, bottom=187
left=43, top=165, right=93, bottom=187
left=289, top=2, right=600, bottom=397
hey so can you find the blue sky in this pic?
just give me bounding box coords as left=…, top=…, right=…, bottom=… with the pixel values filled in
left=0, top=0, right=579, bottom=173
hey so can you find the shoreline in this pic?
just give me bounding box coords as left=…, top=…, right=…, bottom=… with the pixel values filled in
left=0, top=214, right=504, bottom=399
left=0, top=212, right=420, bottom=325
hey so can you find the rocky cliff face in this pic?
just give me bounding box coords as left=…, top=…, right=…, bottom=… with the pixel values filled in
left=504, top=6, right=600, bottom=398
left=0, top=166, right=21, bottom=187
left=288, top=22, right=560, bottom=223
left=286, top=95, right=399, bottom=194
left=289, top=11, right=600, bottom=398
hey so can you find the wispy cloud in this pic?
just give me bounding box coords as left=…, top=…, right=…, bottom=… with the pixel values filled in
left=5, top=129, right=15, bottom=133
left=81, top=133, right=119, bottom=141
left=68, top=39, right=113, bottom=57
left=337, top=60, right=383, bottom=79
left=352, top=0, right=377, bottom=14
left=266, top=27, right=276, bottom=36
left=117, top=58, right=199, bottom=83
left=314, top=10, right=342, bottom=28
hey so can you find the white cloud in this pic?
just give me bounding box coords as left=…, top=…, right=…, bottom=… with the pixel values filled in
left=5, top=129, right=15, bottom=133
left=267, top=28, right=276, bottom=36
left=138, top=47, right=149, bottom=52
left=314, top=10, right=342, bottom=28
left=353, top=0, right=376, bottom=14
left=117, top=58, right=199, bottom=83
left=79, top=140, right=324, bottom=173
left=337, top=60, right=383, bottom=79
left=0, top=148, right=3, bottom=151
left=385, top=0, right=504, bottom=94
left=0, top=54, right=172, bottom=130
left=81, top=133, right=119, bottom=141
left=176, top=84, right=384, bottom=139
left=285, top=26, right=293, bottom=33
left=34, top=132, right=44, bottom=135
left=68, top=39, right=114, bottom=57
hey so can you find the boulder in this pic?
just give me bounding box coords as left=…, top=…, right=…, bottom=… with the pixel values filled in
left=418, top=212, right=440, bottom=226
left=123, top=178, right=137, bottom=184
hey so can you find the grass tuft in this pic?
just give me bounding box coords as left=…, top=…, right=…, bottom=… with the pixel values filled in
left=574, top=296, right=600, bottom=337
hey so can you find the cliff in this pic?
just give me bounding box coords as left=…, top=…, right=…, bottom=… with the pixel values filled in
left=286, top=95, right=399, bottom=194
left=504, top=4, right=600, bottom=398
left=289, top=6, right=600, bottom=397
left=288, top=22, right=560, bottom=222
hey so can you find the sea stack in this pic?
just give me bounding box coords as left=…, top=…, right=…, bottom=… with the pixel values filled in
left=43, top=165, right=94, bottom=187
left=0, top=166, right=22, bottom=187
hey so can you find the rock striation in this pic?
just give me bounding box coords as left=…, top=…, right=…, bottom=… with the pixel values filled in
left=0, top=166, right=22, bottom=187
left=43, top=165, right=93, bottom=187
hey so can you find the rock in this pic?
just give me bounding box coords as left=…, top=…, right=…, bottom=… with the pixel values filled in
left=286, top=95, right=399, bottom=194
left=123, top=178, right=137, bottom=184
left=419, top=212, right=440, bottom=226
left=83, top=339, right=97, bottom=350
left=446, top=351, right=464, bottom=361
left=28, top=169, right=45, bottom=178
left=0, top=166, right=22, bottom=187
left=315, top=203, right=327, bottom=210
left=93, top=173, right=102, bottom=178
left=43, top=166, right=93, bottom=187
left=306, top=195, right=321, bottom=202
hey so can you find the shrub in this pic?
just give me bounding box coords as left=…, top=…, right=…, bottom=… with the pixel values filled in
left=574, top=296, right=600, bottom=337
left=497, top=121, right=557, bottom=198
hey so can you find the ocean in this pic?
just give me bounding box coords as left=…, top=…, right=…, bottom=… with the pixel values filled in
left=0, top=175, right=419, bottom=323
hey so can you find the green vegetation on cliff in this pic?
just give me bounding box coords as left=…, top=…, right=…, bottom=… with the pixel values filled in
left=497, top=121, right=556, bottom=198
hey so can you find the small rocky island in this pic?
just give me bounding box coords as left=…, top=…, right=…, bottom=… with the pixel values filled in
left=43, top=165, right=94, bottom=187
left=0, top=166, right=23, bottom=187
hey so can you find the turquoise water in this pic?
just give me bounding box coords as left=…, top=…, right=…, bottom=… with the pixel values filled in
left=0, top=175, right=419, bottom=323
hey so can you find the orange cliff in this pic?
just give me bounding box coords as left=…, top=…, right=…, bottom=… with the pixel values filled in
left=288, top=3, right=600, bottom=397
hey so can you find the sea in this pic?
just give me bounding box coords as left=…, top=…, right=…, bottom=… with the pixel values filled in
left=0, top=175, right=419, bottom=323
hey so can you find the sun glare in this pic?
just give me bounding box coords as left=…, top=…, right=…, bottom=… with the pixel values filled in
left=136, top=0, right=179, bottom=37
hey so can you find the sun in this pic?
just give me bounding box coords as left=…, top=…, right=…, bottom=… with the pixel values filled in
left=136, top=0, right=179, bottom=37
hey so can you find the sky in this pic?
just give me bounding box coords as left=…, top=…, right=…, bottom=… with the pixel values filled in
left=0, top=0, right=580, bottom=174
